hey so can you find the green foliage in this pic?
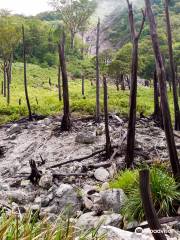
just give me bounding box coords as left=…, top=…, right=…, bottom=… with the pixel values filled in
left=0, top=14, right=21, bottom=59
left=0, top=210, right=104, bottom=239
left=110, top=167, right=180, bottom=221
left=0, top=63, right=178, bottom=125
left=110, top=170, right=138, bottom=194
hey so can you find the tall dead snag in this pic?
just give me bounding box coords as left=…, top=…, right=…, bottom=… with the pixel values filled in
left=103, top=76, right=112, bottom=159
left=3, top=61, right=6, bottom=97
left=58, top=31, right=71, bottom=131
left=81, top=32, right=85, bottom=97
left=140, top=169, right=167, bottom=240
left=125, top=1, right=146, bottom=168
left=153, top=70, right=163, bottom=128
left=57, top=63, right=62, bottom=101
left=22, top=25, right=32, bottom=121
left=164, top=0, right=180, bottom=131
left=96, top=18, right=100, bottom=123
left=145, top=0, right=180, bottom=181
left=1, top=81, right=3, bottom=95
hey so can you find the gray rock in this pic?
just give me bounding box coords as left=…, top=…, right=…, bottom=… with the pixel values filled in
left=7, top=124, right=21, bottom=135
left=0, top=184, right=9, bottom=191
left=75, top=132, right=96, bottom=144
left=41, top=193, right=54, bottom=207
left=39, top=172, right=53, bottom=190
left=126, top=221, right=139, bottom=230
left=83, top=196, right=93, bottom=210
left=76, top=211, right=122, bottom=231
left=6, top=190, right=31, bottom=204
left=94, top=168, right=110, bottom=182
left=96, top=123, right=105, bottom=136
left=55, top=184, right=81, bottom=214
left=101, top=182, right=110, bottom=191
left=41, top=204, right=59, bottom=215
left=177, top=206, right=180, bottom=215
left=98, top=226, right=154, bottom=240
left=100, top=189, right=126, bottom=213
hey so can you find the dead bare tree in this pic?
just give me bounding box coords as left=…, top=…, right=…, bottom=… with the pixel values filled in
left=140, top=169, right=167, bottom=240
left=3, top=61, right=6, bottom=97
left=145, top=0, right=180, bottom=181
left=22, top=25, right=32, bottom=121
left=96, top=18, right=100, bottom=123
left=81, top=32, right=85, bottom=97
left=153, top=70, right=163, bottom=127
left=125, top=0, right=146, bottom=168
left=164, top=0, right=180, bottom=130
left=103, top=76, right=112, bottom=159
left=1, top=81, right=3, bottom=95
left=57, top=63, right=62, bottom=101
left=58, top=30, right=71, bottom=131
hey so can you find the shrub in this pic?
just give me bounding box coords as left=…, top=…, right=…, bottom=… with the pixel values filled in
left=110, top=167, right=180, bottom=221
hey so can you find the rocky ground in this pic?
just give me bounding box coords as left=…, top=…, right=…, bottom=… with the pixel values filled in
left=0, top=115, right=180, bottom=240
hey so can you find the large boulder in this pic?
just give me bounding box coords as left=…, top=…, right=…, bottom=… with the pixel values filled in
left=54, top=184, right=81, bottom=214
left=100, top=189, right=126, bottom=213
left=75, top=132, right=96, bottom=144
left=76, top=211, right=123, bottom=231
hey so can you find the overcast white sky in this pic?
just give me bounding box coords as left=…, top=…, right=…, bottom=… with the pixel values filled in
left=0, top=0, right=52, bottom=16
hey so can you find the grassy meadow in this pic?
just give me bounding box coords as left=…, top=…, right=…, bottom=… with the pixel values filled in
left=0, top=62, right=178, bottom=125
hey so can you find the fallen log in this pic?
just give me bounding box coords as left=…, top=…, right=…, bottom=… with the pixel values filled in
left=127, top=216, right=180, bottom=232
left=87, top=161, right=112, bottom=170
left=53, top=173, right=87, bottom=179
left=47, top=148, right=106, bottom=170
left=47, top=143, right=120, bottom=170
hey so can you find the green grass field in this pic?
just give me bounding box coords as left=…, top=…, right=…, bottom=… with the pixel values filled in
left=0, top=62, right=178, bottom=125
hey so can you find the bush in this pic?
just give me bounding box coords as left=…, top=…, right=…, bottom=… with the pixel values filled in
left=110, top=167, right=180, bottom=221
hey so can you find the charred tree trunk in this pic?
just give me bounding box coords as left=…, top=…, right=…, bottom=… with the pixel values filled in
left=140, top=169, right=167, bottom=240
left=81, top=32, right=85, bottom=97
left=22, top=25, right=32, bottom=121
left=153, top=70, right=160, bottom=117
left=120, top=74, right=125, bottom=90
left=145, top=0, right=180, bottom=181
left=116, top=78, right=120, bottom=91
left=82, top=75, right=85, bottom=96
left=96, top=18, right=100, bottom=123
left=3, top=61, right=6, bottom=98
left=59, top=31, right=71, bottom=131
left=6, top=58, right=12, bottom=105
left=57, top=63, right=62, bottom=101
left=1, top=81, right=3, bottom=95
left=125, top=1, right=146, bottom=168
left=164, top=0, right=180, bottom=130
left=153, top=70, right=163, bottom=127
left=28, top=160, right=42, bottom=185
left=103, top=76, right=112, bottom=159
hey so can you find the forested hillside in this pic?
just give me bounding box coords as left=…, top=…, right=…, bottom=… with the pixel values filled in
left=0, top=0, right=180, bottom=239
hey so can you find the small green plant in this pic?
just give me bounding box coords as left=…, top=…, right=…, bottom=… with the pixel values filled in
left=110, top=167, right=180, bottom=221
left=110, top=169, right=138, bottom=194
